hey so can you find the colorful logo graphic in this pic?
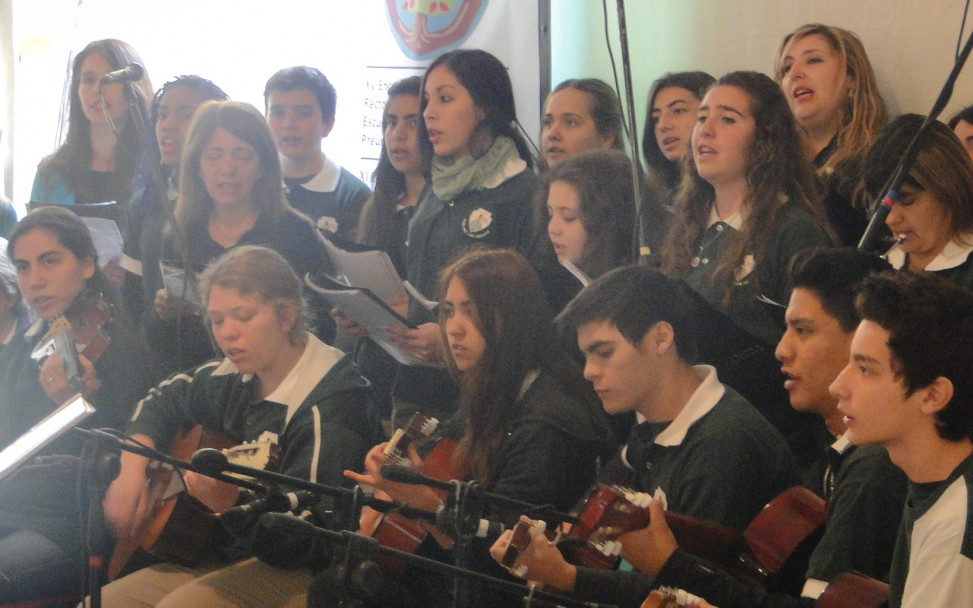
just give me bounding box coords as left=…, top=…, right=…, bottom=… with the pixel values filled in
left=385, top=0, right=487, bottom=60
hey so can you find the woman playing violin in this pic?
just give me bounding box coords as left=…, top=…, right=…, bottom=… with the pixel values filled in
left=0, top=206, right=157, bottom=452
left=0, top=206, right=158, bottom=603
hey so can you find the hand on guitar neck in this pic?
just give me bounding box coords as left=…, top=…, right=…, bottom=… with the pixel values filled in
left=344, top=441, right=442, bottom=514
left=489, top=516, right=579, bottom=591
left=616, top=496, right=678, bottom=577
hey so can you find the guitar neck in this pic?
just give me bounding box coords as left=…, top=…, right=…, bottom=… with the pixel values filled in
left=384, top=413, right=438, bottom=464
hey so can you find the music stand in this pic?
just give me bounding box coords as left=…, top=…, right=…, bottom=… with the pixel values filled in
left=0, top=394, right=95, bottom=482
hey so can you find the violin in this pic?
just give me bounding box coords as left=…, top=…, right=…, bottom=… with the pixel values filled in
left=31, top=289, right=113, bottom=390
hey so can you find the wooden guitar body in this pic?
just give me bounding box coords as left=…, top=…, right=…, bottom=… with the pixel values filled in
left=108, top=426, right=274, bottom=579
left=816, top=572, right=889, bottom=608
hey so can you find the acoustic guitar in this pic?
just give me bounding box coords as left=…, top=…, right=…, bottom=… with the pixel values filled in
left=358, top=413, right=464, bottom=574
left=108, top=426, right=276, bottom=579
left=503, top=484, right=825, bottom=596
left=816, top=571, right=889, bottom=608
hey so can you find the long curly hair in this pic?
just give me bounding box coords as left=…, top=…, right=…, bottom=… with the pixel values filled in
left=661, top=71, right=826, bottom=294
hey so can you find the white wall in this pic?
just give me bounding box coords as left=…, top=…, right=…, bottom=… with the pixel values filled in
left=3, top=0, right=541, bottom=212
left=551, top=0, right=973, bottom=156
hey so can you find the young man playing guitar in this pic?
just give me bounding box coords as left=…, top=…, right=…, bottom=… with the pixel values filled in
left=593, top=269, right=973, bottom=608
left=490, top=266, right=800, bottom=607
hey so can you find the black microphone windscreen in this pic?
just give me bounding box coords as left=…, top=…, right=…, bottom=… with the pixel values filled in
left=126, top=63, right=144, bottom=80
left=191, top=447, right=228, bottom=473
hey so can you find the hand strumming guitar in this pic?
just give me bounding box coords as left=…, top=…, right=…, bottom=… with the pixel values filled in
left=102, top=434, right=156, bottom=541
left=343, top=441, right=442, bottom=513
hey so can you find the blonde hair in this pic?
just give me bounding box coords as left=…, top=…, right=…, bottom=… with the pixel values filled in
left=775, top=24, right=888, bottom=203
left=199, top=245, right=307, bottom=344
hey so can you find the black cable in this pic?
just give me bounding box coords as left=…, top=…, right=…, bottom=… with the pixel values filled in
left=601, top=0, right=630, bottom=141
left=958, top=0, right=971, bottom=59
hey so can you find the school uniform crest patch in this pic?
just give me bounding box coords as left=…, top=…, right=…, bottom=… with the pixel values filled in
left=463, top=208, right=493, bottom=238
left=316, top=216, right=339, bottom=233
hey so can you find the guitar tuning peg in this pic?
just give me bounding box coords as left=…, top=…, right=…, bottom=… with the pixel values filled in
left=597, top=539, right=622, bottom=556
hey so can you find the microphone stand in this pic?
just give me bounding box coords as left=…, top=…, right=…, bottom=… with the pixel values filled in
left=75, top=428, right=435, bottom=534
left=269, top=514, right=596, bottom=608
left=613, top=0, right=653, bottom=266
left=78, top=434, right=123, bottom=608
left=380, top=464, right=579, bottom=530
left=379, top=465, right=578, bottom=608
left=858, top=23, right=973, bottom=252
left=106, top=77, right=204, bottom=365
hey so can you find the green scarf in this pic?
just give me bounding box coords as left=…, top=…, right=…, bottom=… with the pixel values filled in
left=430, top=136, right=521, bottom=201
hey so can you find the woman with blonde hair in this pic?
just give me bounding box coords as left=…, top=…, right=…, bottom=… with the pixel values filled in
left=775, top=23, right=889, bottom=245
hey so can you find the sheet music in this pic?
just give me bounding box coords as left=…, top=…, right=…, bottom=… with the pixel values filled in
left=81, top=217, right=123, bottom=268
left=160, top=261, right=202, bottom=309
left=27, top=201, right=123, bottom=268
left=0, top=395, right=95, bottom=482
left=317, top=230, right=406, bottom=305
left=305, top=275, right=435, bottom=367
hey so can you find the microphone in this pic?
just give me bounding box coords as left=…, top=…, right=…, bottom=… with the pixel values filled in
left=258, top=511, right=319, bottom=537
left=857, top=192, right=895, bottom=253
left=379, top=464, right=454, bottom=491
left=220, top=490, right=318, bottom=535
left=254, top=512, right=337, bottom=570
left=99, top=63, right=144, bottom=85
left=376, top=466, right=506, bottom=538
left=191, top=447, right=229, bottom=474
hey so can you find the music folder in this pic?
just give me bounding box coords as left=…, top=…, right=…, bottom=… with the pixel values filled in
left=0, top=395, right=96, bottom=482
left=28, top=201, right=123, bottom=269
left=305, top=273, right=436, bottom=367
